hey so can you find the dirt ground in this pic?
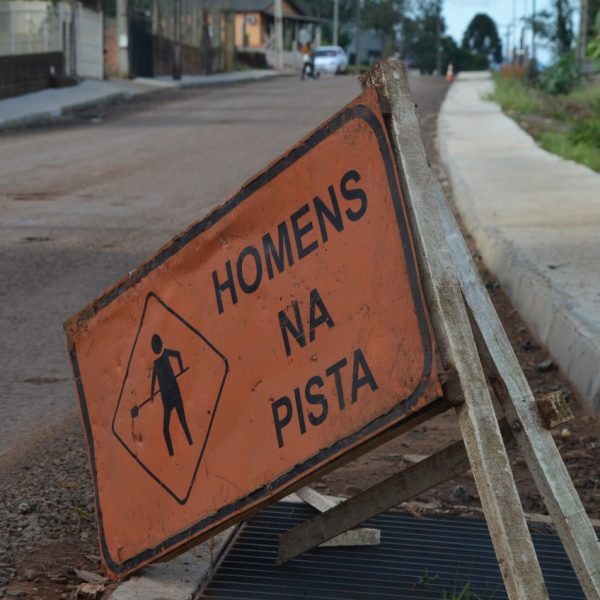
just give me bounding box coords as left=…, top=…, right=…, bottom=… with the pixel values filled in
left=0, top=75, right=598, bottom=600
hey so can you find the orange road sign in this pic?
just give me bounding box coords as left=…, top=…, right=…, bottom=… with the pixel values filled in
left=65, top=87, right=442, bottom=577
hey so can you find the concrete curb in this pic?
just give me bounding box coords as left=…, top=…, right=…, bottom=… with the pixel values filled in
left=133, top=69, right=287, bottom=91
left=0, top=70, right=286, bottom=132
left=0, top=90, right=129, bottom=131
left=438, top=72, right=600, bottom=410
left=108, top=526, right=236, bottom=600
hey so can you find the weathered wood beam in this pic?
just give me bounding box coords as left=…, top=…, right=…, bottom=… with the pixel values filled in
left=279, top=422, right=512, bottom=564
left=441, top=221, right=600, bottom=598
left=361, top=60, right=549, bottom=599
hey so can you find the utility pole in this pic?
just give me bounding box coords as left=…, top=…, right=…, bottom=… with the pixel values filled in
left=274, top=0, right=284, bottom=69
left=531, top=0, right=536, bottom=63
left=333, top=0, right=339, bottom=46
left=435, top=0, right=442, bottom=76
left=172, top=0, right=181, bottom=80
left=117, top=0, right=129, bottom=77
left=355, top=0, right=363, bottom=71
left=577, top=0, right=589, bottom=63
left=511, top=0, right=516, bottom=62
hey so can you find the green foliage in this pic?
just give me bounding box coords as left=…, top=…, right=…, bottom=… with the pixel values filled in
left=297, top=0, right=406, bottom=56
left=570, top=118, right=600, bottom=146
left=521, top=10, right=554, bottom=43
left=490, top=74, right=600, bottom=172
left=487, top=75, right=544, bottom=114
left=540, top=130, right=600, bottom=171
left=590, top=0, right=600, bottom=36
left=566, top=81, right=600, bottom=109
left=462, top=13, right=502, bottom=63
left=362, top=0, right=406, bottom=57
left=522, top=1, right=573, bottom=58
left=538, top=52, right=581, bottom=95
left=587, top=11, right=600, bottom=69
left=449, top=44, right=490, bottom=71
left=553, top=0, right=574, bottom=54
left=402, top=0, right=443, bottom=74
left=444, top=583, right=473, bottom=600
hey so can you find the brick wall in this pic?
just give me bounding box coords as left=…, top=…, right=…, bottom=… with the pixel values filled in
left=153, top=37, right=224, bottom=76
left=104, top=17, right=119, bottom=76
left=0, top=52, right=64, bottom=100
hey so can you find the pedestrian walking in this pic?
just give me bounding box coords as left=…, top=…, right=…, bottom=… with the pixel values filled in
left=301, top=42, right=318, bottom=80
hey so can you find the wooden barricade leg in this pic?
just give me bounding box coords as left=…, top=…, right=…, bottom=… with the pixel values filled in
left=278, top=422, right=512, bottom=564
left=432, top=184, right=600, bottom=598
left=362, top=61, right=549, bottom=599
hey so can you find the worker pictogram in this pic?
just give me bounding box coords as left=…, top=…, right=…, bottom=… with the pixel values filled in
left=141, top=333, right=193, bottom=456
left=112, top=292, right=228, bottom=504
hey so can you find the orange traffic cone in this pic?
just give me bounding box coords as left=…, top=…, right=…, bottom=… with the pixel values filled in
left=446, top=63, right=454, bottom=83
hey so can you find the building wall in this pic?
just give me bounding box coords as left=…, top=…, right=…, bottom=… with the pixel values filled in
left=104, top=17, right=118, bottom=77
left=75, top=4, right=103, bottom=79
left=0, top=51, right=63, bottom=99
left=234, top=12, right=263, bottom=48
left=153, top=36, right=225, bottom=76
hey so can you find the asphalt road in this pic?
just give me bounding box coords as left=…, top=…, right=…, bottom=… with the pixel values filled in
left=0, top=73, right=447, bottom=457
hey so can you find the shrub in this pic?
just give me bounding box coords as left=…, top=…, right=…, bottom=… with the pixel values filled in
left=538, top=53, right=581, bottom=95
left=570, top=118, right=600, bottom=146
left=488, top=75, right=543, bottom=114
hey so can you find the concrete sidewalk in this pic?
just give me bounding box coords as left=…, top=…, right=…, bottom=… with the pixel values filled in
left=438, top=72, right=600, bottom=410
left=0, top=69, right=282, bottom=131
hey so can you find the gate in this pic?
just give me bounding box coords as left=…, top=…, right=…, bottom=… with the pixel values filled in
left=76, top=5, right=103, bottom=79
left=129, top=11, right=153, bottom=77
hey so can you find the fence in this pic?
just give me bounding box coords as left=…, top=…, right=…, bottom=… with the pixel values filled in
left=0, top=1, right=65, bottom=57
left=126, top=1, right=232, bottom=78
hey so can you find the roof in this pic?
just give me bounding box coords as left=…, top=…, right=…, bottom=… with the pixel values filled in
left=203, top=1, right=304, bottom=15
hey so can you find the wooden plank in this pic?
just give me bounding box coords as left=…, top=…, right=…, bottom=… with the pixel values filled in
left=279, top=433, right=473, bottom=564
left=432, top=182, right=600, bottom=598
left=279, top=420, right=513, bottom=564
left=295, top=487, right=381, bottom=548
left=361, top=60, right=549, bottom=599
left=319, top=529, right=380, bottom=547
left=536, top=390, right=574, bottom=429
left=296, top=487, right=340, bottom=512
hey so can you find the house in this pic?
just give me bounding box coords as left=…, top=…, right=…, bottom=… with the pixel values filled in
left=205, top=0, right=324, bottom=68
left=0, top=0, right=103, bottom=99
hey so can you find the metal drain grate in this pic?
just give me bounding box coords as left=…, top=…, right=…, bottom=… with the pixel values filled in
left=201, top=502, right=588, bottom=599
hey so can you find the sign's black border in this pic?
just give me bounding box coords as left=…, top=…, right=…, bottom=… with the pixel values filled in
left=68, top=102, right=436, bottom=575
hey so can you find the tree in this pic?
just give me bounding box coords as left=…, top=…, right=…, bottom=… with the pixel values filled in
left=461, top=13, right=502, bottom=63
left=554, top=0, right=574, bottom=53
left=521, top=2, right=574, bottom=57
left=589, top=0, right=600, bottom=39
left=362, top=0, right=407, bottom=57
left=402, top=0, right=444, bottom=74
left=443, top=35, right=489, bottom=72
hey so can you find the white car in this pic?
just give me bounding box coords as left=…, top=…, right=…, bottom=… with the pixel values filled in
left=313, top=46, right=349, bottom=75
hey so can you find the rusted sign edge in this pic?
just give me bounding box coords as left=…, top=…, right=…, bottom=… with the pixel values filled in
left=65, top=99, right=440, bottom=576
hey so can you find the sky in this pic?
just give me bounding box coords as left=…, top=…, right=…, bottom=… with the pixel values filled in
left=443, top=0, right=564, bottom=64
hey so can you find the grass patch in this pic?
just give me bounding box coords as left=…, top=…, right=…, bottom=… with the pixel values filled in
left=487, top=76, right=543, bottom=114
left=487, top=75, right=600, bottom=172
left=539, top=130, right=600, bottom=171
